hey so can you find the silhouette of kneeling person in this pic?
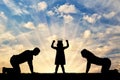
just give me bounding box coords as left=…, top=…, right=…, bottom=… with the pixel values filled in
left=51, top=40, right=69, bottom=73
left=81, top=49, right=111, bottom=73
left=3, top=47, right=40, bottom=74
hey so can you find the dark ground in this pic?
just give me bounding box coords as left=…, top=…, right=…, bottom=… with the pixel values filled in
left=0, top=73, right=120, bottom=80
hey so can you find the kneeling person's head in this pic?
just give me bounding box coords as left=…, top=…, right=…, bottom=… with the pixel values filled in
left=33, top=47, right=40, bottom=56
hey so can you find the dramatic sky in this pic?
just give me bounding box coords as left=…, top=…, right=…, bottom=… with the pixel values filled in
left=0, top=0, right=120, bottom=73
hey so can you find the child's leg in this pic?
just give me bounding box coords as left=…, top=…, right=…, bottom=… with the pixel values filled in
left=101, top=58, right=111, bottom=73
left=10, top=56, right=21, bottom=74
left=61, top=65, right=65, bottom=73
left=2, top=67, right=6, bottom=74
left=109, top=69, right=119, bottom=73
left=55, top=65, right=59, bottom=73
left=2, top=67, right=14, bottom=74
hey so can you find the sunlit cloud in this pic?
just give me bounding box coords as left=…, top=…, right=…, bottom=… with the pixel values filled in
left=37, top=23, right=48, bottom=30
left=37, top=1, right=47, bottom=11
left=83, top=14, right=101, bottom=24
left=63, top=15, right=73, bottom=23
left=47, top=3, right=76, bottom=24
left=47, top=10, right=55, bottom=16
left=83, top=30, right=91, bottom=38
left=103, top=11, right=116, bottom=19
left=23, top=21, right=35, bottom=30
left=0, top=32, right=15, bottom=44
left=58, top=3, right=77, bottom=14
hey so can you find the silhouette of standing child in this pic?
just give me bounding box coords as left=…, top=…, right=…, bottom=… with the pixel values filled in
left=81, top=49, right=111, bottom=73
left=2, top=47, right=40, bottom=74
left=51, top=40, right=69, bottom=73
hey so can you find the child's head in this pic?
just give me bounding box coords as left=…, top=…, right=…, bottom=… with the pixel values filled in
left=81, top=49, right=95, bottom=59
left=81, top=49, right=87, bottom=58
left=33, top=47, right=40, bottom=56
left=57, top=40, right=63, bottom=47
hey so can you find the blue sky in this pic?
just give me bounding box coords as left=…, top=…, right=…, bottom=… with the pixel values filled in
left=0, top=0, right=120, bottom=73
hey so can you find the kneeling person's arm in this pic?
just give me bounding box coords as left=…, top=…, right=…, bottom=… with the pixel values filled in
left=28, top=60, right=34, bottom=73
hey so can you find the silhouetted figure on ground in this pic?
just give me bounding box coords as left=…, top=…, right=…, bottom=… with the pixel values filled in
left=81, top=49, right=111, bottom=73
left=51, top=40, right=69, bottom=73
left=2, top=47, right=40, bottom=74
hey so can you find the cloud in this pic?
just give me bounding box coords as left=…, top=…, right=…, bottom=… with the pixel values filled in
left=0, top=12, right=7, bottom=20
left=95, top=46, right=113, bottom=56
left=0, top=12, right=7, bottom=24
left=37, top=1, right=47, bottom=11
left=105, top=26, right=120, bottom=35
left=103, top=11, right=116, bottom=19
left=0, top=32, right=15, bottom=44
left=58, top=3, right=77, bottom=14
left=83, top=15, right=95, bottom=23
left=47, top=3, right=77, bottom=24
left=47, top=10, right=55, bottom=16
left=91, top=26, right=120, bottom=56
left=83, top=30, right=91, bottom=38
left=80, top=0, right=120, bottom=15
left=63, top=15, right=73, bottom=23
left=3, top=0, right=29, bottom=15
left=23, top=21, right=35, bottom=29
left=83, top=13, right=101, bottom=24
left=0, top=24, right=6, bottom=33
left=11, top=44, right=30, bottom=54
left=37, top=23, right=48, bottom=30
left=47, top=35, right=59, bottom=42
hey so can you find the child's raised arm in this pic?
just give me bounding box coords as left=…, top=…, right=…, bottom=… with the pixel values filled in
left=51, top=40, right=57, bottom=49
left=64, top=40, right=69, bottom=49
